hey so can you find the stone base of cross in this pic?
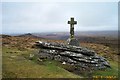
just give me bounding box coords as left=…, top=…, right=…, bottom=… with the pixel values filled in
left=67, top=38, right=79, bottom=46
left=67, top=17, right=80, bottom=46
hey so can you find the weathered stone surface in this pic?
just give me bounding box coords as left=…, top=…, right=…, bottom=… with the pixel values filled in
left=36, top=41, right=95, bottom=56
left=35, top=41, right=110, bottom=71
left=67, top=38, right=80, bottom=46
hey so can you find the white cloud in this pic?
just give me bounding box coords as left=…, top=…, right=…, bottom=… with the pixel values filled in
left=2, top=2, right=118, bottom=33
left=1, top=0, right=119, bottom=2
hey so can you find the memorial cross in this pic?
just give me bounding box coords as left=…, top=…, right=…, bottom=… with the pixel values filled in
left=68, top=17, right=77, bottom=39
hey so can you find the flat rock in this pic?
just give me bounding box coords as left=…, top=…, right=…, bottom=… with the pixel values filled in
left=35, top=41, right=111, bottom=71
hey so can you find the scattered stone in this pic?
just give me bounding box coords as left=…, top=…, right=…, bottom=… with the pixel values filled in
left=37, top=58, right=42, bottom=62
left=62, top=62, right=66, bottom=65
left=29, top=54, right=34, bottom=60
left=10, top=56, right=16, bottom=58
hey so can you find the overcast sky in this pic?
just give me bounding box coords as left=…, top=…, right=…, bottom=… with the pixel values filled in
left=2, top=2, right=118, bottom=34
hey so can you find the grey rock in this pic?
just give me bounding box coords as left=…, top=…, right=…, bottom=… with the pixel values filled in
left=60, top=51, right=84, bottom=58
left=67, top=38, right=80, bottom=46
left=36, top=41, right=111, bottom=71
left=36, top=41, right=95, bottom=56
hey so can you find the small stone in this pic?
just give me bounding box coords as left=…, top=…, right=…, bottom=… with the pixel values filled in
left=62, top=62, right=66, bottom=65
left=11, top=56, right=16, bottom=58
left=29, top=54, right=34, bottom=60
left=37, top=58, right=42, bottom=62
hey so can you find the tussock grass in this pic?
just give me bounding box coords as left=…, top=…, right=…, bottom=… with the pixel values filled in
left=92, top=60, right=119, bottom=78
left=2, top=46, right=81, bottom=78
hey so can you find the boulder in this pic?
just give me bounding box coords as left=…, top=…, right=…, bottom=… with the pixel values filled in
left=35, top=41, right=111, bottom=71
left=67, top=38, right=80, bottom=46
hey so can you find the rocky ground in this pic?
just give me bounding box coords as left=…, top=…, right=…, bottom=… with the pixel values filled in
left=36, top=41, right=110, bottom=68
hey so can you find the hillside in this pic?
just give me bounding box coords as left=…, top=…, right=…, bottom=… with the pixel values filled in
left=2, top=33, right=119, bottom=78
left=2, top=34, right=81, bottom=78
left=33, top=31, right=118, bottom=39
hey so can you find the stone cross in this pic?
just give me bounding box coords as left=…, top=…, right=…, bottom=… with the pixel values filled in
left=68, top=17, right=77, bottom=39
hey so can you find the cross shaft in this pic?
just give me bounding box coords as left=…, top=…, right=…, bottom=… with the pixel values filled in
left=68, top=17, right=77, bottom=39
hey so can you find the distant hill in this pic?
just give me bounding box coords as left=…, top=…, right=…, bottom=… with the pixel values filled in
left=16, top=33, right=44, bottom=39
left=75, top=31, right=118, bottom=38
left=2, top=34, right=12, bottom=38
left=2, top=31, right=118, bottom=49
left=32, top=30, right=118, bottom=40
left=4, top=30, right=118, bottom=39
left=32, top=31, right=118, bottom=49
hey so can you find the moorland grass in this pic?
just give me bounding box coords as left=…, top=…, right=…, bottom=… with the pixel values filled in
left=2, top=46, right=81, bottom=78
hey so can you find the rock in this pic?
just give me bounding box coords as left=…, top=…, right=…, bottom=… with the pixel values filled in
left=29, top=54, right=34, bottom=60
left=10, top=56, right=16, bottom=58
left=35, top=41, right=110, bottom=71
left=36, top=41, right=95, bottom=56
left=67, top=38, right=80, bottom=46
left=37, top=58, right=42, bottom=62
left=62, top=62, right=66, bottom=65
